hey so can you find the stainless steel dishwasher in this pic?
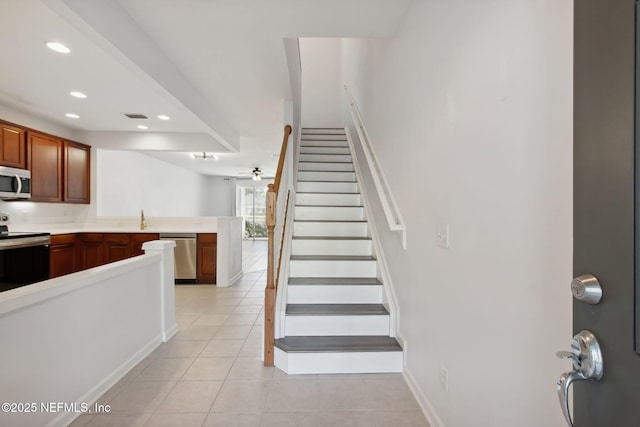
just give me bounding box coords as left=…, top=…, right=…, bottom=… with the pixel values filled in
left=159, top=233, right=197, bottom=283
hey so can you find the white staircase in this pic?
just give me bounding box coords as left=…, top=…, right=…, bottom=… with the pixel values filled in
left=274, top=128, right=403, bottom=374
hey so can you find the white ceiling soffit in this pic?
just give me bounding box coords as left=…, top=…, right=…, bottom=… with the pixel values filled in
left=47, top=0, right=240, bottom=152
left=0, top=0, right=213, bottom=140
left=77, top=131, right=229, bottom=152
left=143, top=135, right=282, bottom=178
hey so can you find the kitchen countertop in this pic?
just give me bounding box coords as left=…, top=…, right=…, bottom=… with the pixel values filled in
left=8, top=216, right=234, bottom=235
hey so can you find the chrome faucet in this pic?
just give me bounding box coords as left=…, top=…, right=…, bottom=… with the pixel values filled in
left=140, top=209, right=147, bottom=230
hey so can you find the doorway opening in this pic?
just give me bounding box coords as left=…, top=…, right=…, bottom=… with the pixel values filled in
left=239, top=186, right=268, bottom=240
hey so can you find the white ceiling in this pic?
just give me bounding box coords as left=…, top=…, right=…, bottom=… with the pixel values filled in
left=0, top=0, right=411, bottom=177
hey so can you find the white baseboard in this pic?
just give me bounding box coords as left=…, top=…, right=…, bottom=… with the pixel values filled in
left=51, top=334, right=163, bottom=427
left=229, top=270, right=243, bottom=286
left=163, top=323, right=179, bottom=342
left=403, top=368, right=445, bottom=427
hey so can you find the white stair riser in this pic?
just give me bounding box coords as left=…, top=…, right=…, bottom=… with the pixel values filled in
left=298, top=162, right=354, bottom=172
left=300, top=147, right=351, bottom=155
left=293, top=221, right=368, bottom=237
left=274, top=348, right=403, bottom=374
left=289, top=259, right=377, bottom=278
left=295, top=206, right=364, bottom=221
left=302, top=129, right=346, bottom=135
left=298, top=171, right=356, bottom=182
left=297, top=181, right=359, bottom=193
left=296, top=193, right=361, bottom=207
left=300, top=134, right=346, bottom=140
left=299, top=154, right=352, bottom=163
left=292, top=239, right=371, bottom=256
left=285, top=315, right=390, bottom=336
left=287, top=285, right=383, bottom=304
left=301, top=140, right=349, bottom=147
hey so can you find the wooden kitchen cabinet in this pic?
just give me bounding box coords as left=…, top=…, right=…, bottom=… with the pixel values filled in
left=64, top=141, right=90, bottom=204
left=103, top=233, right=132, bottom=263
left=50, top=232, right=163, bottom=278
left=50, top=234, right=78, bottom=278
left=197, top=233, right=217, bottom=283
left=28, top=132, right=63, bottom=202
left=132, top=233, right=159, bottom=256
left=80, top=233, right=104, bottom=269
left=0, top=123, right=26, bottom=169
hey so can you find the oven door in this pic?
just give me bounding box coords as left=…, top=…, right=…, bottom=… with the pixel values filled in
left=0, top=243, right=50, bottom=292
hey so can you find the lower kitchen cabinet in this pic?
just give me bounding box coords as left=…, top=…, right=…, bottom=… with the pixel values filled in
left=80, top=233, right=104, bottom=269
left=49, top=234, right=78, bottom=278
left=103, top=233, right=132, bottom=263
left=49, top=232, right=213, bottom=281
left=50, top=232, right=164, bottom=278
left=132, top=233, right=159, bottom=256
left=197, top=233, right=217, bottom=283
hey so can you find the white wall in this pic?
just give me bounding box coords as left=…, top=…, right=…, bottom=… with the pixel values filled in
left=300, top=38, right=343, bottom=127
left=202, top=176, right=234, bottom=216
left=341, top=1, right=573, bottom=426
left=96, top=149, right=209, bottom=216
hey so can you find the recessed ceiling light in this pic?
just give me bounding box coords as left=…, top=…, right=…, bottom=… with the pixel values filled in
left=137, top=125, right=148, bottom=130
left=65, top=113, right=79, bottom=119
left=70, top=91, right=87, bottom=99
left=46, top=41, right=70, bottom=54
left=157, top=114, right=170, bottom=120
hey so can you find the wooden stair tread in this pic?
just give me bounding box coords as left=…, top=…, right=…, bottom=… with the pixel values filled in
left=292, top=236, right=370, bottom=240
left=290, top=255, right=375, bottom=261
left=296, top=206, right=361, bottom=209
left=294, top=219, right=367, bottom=223
left=274, top=336, right=401, bottom=353
left=296, top=191, right=360, bottom=194
left=288, top=277, right=382, bottom=286
left=286, top=304, right=389, bottom=316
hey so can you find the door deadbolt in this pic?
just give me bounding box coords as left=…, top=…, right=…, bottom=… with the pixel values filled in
left=571, top=274, right=602, bottom=305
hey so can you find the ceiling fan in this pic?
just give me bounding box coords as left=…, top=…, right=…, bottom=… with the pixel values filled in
left=236, top=167, right=264, bottom=181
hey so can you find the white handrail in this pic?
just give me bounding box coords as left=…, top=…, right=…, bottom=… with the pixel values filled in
left=344, top=85, right=407, bottom=249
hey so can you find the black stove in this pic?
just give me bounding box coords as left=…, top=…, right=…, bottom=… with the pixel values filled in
left=0, top=226, right=50, bottom=292
left=0, top=229, right=50, bottom=250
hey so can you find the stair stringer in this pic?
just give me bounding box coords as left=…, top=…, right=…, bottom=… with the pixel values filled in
left=274, top=125, right=303, bottom=340
left=274, top=189, right=297, bottom=339
left=343, top=126, right=405, bottom=351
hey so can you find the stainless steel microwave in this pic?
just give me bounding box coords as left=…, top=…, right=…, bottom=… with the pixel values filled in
left=0, top=166, right=31, bottom=199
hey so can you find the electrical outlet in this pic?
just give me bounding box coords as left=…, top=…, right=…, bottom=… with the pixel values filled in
left=437, top=223, right=450, bottom=249
left=439, top=364, right=449, bottom=392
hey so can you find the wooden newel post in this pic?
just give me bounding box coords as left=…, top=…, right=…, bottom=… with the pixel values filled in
left=264, top=183, right=277, bottom=366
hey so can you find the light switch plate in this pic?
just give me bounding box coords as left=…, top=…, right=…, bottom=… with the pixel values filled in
left=437, top=223, right=450, bottom=249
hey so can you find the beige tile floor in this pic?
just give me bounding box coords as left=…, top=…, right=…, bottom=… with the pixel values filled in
left=70, top=242, right=428, bottom=427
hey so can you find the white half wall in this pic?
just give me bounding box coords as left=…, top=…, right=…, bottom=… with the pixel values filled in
left=341, top=1, right=573, bottom=426
left=0, top=241, right=176, bottom=427
left=96, top=149, right=208, bottom=216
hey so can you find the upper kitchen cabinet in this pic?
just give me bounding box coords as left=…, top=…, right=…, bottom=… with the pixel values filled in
left=28, top=132, right=63, bottom=202
left=64, top=141, right=90, bottom=204
left=0, top=123, right=26, bottom=169
left=25, top=130, right=91, bottom=204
